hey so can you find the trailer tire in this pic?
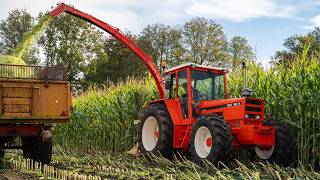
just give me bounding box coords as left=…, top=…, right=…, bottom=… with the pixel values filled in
left=254, top=119, right=297, bottom=166
left=190, top=116, right=233, bottom=167
left=137, top=103, right=173, bottom=159
left=22, top=130, right=52, bottom=164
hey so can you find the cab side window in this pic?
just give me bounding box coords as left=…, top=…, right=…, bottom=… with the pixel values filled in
left=164, top=74, right=177, bottom=99
left=178, top=70, right=187, bottom=98
left=177, top=70, right=188, bottom=118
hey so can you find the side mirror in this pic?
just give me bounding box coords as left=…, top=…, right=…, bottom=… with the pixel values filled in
left=165, top=81, right=171, bottom=89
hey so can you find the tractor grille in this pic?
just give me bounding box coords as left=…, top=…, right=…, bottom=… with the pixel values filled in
left=245, top=99, right=263, bottom=120
left=245, top=106, right=262, bottom=112
left=246, top=99, right=262, bottom=105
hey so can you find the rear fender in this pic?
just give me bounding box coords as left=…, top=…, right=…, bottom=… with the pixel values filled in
left=148, top=99, right=185, bottom=125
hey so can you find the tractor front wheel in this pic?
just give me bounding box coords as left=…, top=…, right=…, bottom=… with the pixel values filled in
left=254, top=119, right=297, bottom=166
left=137, top=104, right=173, bottom=159
left=190, top=116, right=233, bottom=166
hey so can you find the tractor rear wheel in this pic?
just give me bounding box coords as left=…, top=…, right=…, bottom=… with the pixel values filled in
left=190, top=116, right=233, bottom=166
left=137, top=104, right=173, bottom=158
left=22, top=130, right=53, bottom=164
left=254, top=119, right=297, bottom=166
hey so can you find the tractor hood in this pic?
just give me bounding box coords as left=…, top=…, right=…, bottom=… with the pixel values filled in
left=198, top=98, right=244, bottom=110
left=197, top=97, right=265, bottom=121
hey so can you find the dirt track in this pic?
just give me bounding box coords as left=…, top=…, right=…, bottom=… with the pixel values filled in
left=0, top=170, right=37, bottom=180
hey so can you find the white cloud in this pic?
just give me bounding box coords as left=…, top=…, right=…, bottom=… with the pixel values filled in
left=302, top=25, right=314, bottom=30
left=0, top=0, right=189, bottom=33
left=85, top=0, right=187, bottom=32
left=310, top=14, right=320, bottom=27
left=302, top=14, right=320, bottom=30
left=1, top=0, right=298, bottom=31
left=185, top=0, right=296, bottom=22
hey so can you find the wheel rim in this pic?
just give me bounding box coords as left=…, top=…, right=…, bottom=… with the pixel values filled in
left=194, top=126, right=212, bottom=158
left=255, top=145, right=275, bottom=160
left=142, top=116, right=159, bottom=151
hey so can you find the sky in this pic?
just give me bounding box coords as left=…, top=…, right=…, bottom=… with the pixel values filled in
left=1, top=0, right=320, bottom=68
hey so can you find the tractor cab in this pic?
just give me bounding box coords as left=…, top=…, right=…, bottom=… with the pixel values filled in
left=158, top=63, right=274, bottom=151
left=163, top=63, right=227, bottom=119
left=139, top=62, right=296, bottom=167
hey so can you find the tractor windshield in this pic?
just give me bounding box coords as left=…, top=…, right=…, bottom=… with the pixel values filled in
left=192, top=70, right=225, bottom=101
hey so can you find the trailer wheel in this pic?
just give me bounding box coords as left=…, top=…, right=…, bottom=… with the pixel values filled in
left=22, top=130, right=52, bottom=164
left=254, top=119, right=297, bottom=166
left=137, top=104, right=173, bottom=159
left=190, top=116, right=233, bottom=166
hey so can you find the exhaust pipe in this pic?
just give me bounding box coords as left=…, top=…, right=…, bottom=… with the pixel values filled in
left=241, top=62, right=253, bottom=97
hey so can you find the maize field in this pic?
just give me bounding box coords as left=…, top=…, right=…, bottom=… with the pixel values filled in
left=54, top=78, right=158, bottom=153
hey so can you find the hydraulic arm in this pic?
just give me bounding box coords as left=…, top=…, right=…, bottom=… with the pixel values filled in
left=49, top=3, right=165, bottom=98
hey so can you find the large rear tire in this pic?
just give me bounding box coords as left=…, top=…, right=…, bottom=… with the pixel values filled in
left=254, top=119, right=297, bottom=166
left=190, top=116, right=233, bottom=166
left=22, top=130, right=53, bottom=164
left=137, top=104, right=173, bottom=159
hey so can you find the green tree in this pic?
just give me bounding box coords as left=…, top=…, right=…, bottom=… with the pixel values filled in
left=273, top=27, right=320, bottom=66
left=0, top=9, right=40, bottom=64
left=229, top=36, right=255, bottom=69
left=182, top=17, right=229, bottom=66
left=138, top=24, right=184, bottom=70
left=94, top=33, right=146, bottom=83
left=39, top=14, right=107, bottom=91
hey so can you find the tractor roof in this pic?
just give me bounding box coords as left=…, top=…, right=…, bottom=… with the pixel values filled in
left=163, top=63, right=226, bottom=74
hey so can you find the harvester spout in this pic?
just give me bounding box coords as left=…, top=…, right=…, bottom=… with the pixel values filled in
left=49, top=3, right=67, bottom=17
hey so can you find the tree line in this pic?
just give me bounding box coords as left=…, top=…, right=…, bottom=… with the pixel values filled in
left=3, top=9, right=316, bottom=91
left=272, top=27, right=320, bottom=66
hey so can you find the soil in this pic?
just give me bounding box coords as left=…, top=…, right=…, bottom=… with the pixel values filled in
left=0, top=169, right=37, bottom=180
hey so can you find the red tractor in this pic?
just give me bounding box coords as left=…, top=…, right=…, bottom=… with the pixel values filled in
left=137, top=63, right=296, bottom=166
left=49, top=3, right=296, bottom=166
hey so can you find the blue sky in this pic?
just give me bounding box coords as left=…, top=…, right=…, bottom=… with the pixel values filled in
left=1, top=0, right=320, bottom=67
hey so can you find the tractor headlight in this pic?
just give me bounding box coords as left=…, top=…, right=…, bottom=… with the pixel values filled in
left=245, top=114, right=249, bottom=118
left=255, top=115, right=261, bottom=119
